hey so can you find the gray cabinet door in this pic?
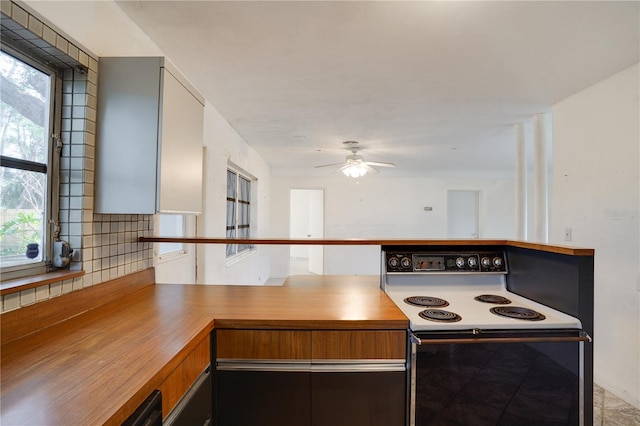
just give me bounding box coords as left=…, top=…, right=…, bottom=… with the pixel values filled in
left=158, top=67, right=203, bottom=214
left=96, top=57, right=162, bottom=214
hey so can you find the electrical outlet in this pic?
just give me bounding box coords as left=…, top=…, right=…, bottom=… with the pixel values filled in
left=564, top=228, right=572, bottom=241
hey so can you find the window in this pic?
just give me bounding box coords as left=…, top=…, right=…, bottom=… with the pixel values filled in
left=0, top=47, right=59, bottom=276
left=157, top=214, right=185, bottom=258
left=226, top=168, right=252, bottom=257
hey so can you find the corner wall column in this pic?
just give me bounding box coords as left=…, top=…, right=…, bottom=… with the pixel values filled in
left=533, top=113, right=549, bottom=242
left=515, top=123, right=527, bottom=240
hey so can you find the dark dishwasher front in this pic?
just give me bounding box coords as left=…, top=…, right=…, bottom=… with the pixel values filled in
left=122, top=389, right=162, bottom=426
left=164, top=365, right=212, bottom=426
left=215, top=364, right=406, bottom=426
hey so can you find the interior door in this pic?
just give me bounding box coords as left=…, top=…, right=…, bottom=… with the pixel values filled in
left=290, top=189, right=324, bottom=275
left=447, top=190, right=479, bottom=238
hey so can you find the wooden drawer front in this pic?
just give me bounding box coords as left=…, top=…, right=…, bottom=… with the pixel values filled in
left=216, top=330, right=311, bottom=360
left=311, top=331, right=406, bottom=360
left=159, top=334, right=210, bottom=418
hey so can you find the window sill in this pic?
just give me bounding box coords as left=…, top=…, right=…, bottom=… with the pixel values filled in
left=157, top=249, right=187, bottom=264
left=225, top=247, right=256, bottom=267
left=0, top=269, right=85, bottom=297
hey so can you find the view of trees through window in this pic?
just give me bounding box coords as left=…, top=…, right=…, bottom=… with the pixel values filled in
left=0, top=49, right=52, bottom=267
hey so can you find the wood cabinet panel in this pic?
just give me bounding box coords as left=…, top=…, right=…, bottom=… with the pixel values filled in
left=311, top=330, right=406, bottom=360
left=159, top=334, right=210, bottom=418
left=216, top=330, right=311, bottom=359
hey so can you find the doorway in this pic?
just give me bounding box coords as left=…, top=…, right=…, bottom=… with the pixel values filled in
left=289, top=189, right=324, bottom=275
left=447, top=190, right=479, bottom=239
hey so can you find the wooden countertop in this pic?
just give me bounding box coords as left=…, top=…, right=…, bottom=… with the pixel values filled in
left=174, top=274, right=407, bottom=329
left=139, top=237, right=595, bottom=256
left=0, top=274, right=407, bottom=426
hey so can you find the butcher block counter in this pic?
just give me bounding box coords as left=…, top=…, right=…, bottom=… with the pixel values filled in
left=0, top=271, right=407, bottom=426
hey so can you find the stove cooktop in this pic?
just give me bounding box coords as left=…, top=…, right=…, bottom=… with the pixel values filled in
left=384, top=284, right=582, bottom=331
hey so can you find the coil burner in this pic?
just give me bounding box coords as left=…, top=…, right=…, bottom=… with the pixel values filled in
left=404, top=296, right=449, bottom=308
left=490, top=306, right=546, bottom=321
left=474, top=294, right=512, bottom=304
left=418, top=309, right=462, bottom=323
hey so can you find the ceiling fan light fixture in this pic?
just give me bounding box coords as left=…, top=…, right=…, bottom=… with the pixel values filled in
left=342, top=164, right=368, bottom=178
left=314, top=140, right=394, bottom=177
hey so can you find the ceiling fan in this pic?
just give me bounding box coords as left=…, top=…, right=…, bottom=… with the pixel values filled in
left=315, top=141, right=396, bottom=177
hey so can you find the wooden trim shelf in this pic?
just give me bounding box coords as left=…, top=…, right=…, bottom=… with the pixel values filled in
left=138, top=237, right=594, bottom=256
left=0, top=269, right=85, bottom=296
left=1, top=268, right=155, bottom=345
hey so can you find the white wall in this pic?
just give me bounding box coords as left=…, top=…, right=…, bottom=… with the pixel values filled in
left=196, top=104, right=272, bottom=285
left=270, top=175, right=515, bottom=277
left=550, top=64, right=640, bottom=408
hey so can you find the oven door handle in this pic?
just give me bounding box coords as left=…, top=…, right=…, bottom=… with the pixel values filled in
left=410, top=330, right=592, bottom=345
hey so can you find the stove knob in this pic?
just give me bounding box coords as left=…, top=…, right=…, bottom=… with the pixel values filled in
left=467, top=257, right=478, bottom=268
left=455, top=257, right=465, bottom=268
left=388, top=257, right=399, bottom=269
left=481, top=257, right=492, bottom=268
left=400, top=257, right=412, bottom=269
left=493, top=257, right=504, bottom=268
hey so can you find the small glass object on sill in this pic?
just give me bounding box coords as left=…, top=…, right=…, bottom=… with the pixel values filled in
left=25, top=243, right=39, bottom=259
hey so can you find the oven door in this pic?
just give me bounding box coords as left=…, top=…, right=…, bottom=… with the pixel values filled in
left=409, top=329, right=591, bottom=426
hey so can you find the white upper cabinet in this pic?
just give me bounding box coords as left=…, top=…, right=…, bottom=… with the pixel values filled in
left=95, top=57, right=204, bottom=214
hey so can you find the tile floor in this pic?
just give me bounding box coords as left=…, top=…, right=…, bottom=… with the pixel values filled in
left=594, top=384, right=640, bottom=426
left=289, top=257, right=315, bottom=275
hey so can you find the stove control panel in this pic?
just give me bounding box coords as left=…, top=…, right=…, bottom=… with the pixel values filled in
left=385, top=252, right=507, bottom=273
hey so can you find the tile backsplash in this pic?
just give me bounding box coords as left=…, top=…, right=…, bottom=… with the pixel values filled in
left=1, top=2, right=153, bottom=313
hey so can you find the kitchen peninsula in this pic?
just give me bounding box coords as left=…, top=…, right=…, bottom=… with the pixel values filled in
left=0, top=271, right=407, bottom=425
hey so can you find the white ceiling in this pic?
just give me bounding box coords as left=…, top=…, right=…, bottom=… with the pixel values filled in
left=116, top=1, right=639, bottom=178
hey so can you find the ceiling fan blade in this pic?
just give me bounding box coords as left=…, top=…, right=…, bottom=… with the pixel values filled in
left=365, top=161, right=395, bottom=168
left=314, top=162, right=347, bottom=168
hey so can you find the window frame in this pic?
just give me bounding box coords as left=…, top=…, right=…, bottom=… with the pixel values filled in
left=0, top=43, right=61, bottom=279
left=226, top=166, right=254, bottom=259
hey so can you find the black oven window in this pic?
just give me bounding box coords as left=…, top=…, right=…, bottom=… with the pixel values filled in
left=415, top=342, right=580, bottom=425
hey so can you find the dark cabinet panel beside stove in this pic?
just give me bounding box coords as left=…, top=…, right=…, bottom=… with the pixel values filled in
left=312, top=371, right=406, bottom=426
left=310, top=330, right=407, bottom=426
left=504, top=246, right=594, bottom=426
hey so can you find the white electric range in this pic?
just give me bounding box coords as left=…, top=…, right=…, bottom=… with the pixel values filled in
left=381, top=248, right=590, bottom=426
